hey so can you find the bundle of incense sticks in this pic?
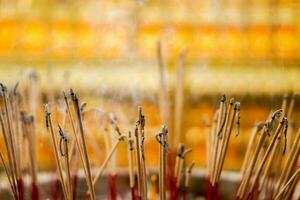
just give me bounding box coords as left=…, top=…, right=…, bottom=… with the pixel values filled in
left=206, top=95, right=241, bottom=200
left=0, top=80, right=299, bottom=200
left=0, top=82, right=41, bottom=200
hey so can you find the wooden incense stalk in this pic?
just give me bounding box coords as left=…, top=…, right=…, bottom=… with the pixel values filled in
left=211, top=95, right=226, bottom=185
left=173, top=50, right=186, bottom=146
left=157, top=40, right=170, bottom=128
left=236, top=109, right=283, bottom=198
left=212, top=98, right=235, bottom=185
left=58, top=126, right=72, bottom=199
left=44, top=105, right=69, bottom=200
left=215, top=102, right=239, bottom=183
left=134, top=117, right=143, bottom=198
left=138, top=107, right=147, bottom=200
left=208, top=111, right=218, bottom=175
left=155, top=126, right=168, bottom=200
left=241, top=121, right=264, bottom=174
left=63, top=93, right=87, bottom=170
left=275, top=128, right=300, bottom=197
left=244, top=117, right=287, bottom=198
left=174, top=144, right=184, bottom=181
left=274, top=166, right=300, bottom=200
left=176, top=148, right=192, bottom=188
left=0, top=106, right=18, bottom=198
left=286, top=93, right=297, bottom=154
left=69, top=90, right=96, bottom=200
left=127, top=131, right=136, bottom=200
left=1, top=84, right=18, bottom=190
left=93, top=135, right=126, bottom=186
left=183, top=162, right=195, bottom=200
left=25, top=115, right=39, bottom=200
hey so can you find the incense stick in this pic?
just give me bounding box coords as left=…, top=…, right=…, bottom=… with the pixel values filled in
left=157, top=40, right=170, bottom=129
left=274, top=166, right=300, bottom=200
left=69, top=90, right=96, bottom=200
left=44, top=105, right=70, bottom=200
left=173, top=50, right=186, bottom=146
left=93, top=135, right=126, bottom=186
left=155, top=126, right=168, bottom=200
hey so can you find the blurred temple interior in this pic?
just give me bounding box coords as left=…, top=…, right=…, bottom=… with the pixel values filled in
left=0, top=1, right=299, bottom=199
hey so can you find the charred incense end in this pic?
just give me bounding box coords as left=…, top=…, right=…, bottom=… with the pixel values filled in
left=271, top=109, right=283, bottom=122
left=0, top=83, right=7, bottom=93
left=187, top=162, right=195, bottom=174
left=44, top=104, right=51, bottom=129
left=13, top=82, right=19, bottom=96
left=282, top=118, right=288, bottom=154
left=177, top=144, right=185, bottom=158
left=221, top=94, right=226, bottom=103
left=109, top=114, right=122, bottom=136
left=235, top=102, right=241, bottom=137
left=138, top=106, right=145, bottom=129
left=128, top=131, right=134, bottom=151
left=70, top=89, right=77, bottom=102
left=80, top=102, right=87, bottom=113
left=58, top=125, right=68, bottom=156
left=229, top=98, right=234, bottom=105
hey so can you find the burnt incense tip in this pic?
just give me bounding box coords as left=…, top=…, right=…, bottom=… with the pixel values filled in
left=177, top=144, right=185, bottom=157
left=187, top=162, right=195, bottom=173
left=281, top=117, right=287, bottom=124
left=229, top=98, right=234, bottom=105
left=221, top=94, right=226, bottom=102
left=234, top=102, right=240, bottom=110
left=70, top=89, right=77, bottom=100
left=13, top=82, right=19, bottom=95
left=80, top=102, right=87, bottom=113
left=63, top=91, right=67, bottom=100
left=0, top=83, right=7, bottom=92
left=272, top=109, right=283, bottom=120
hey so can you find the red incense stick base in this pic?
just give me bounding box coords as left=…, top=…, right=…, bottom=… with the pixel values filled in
left=31, top=182, right=39, bottom=200
left=17, top=178, right=25, bottom=200
left=108, top=174, right=117, bottom=200
left=206, top=178, right=220, bottom=200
